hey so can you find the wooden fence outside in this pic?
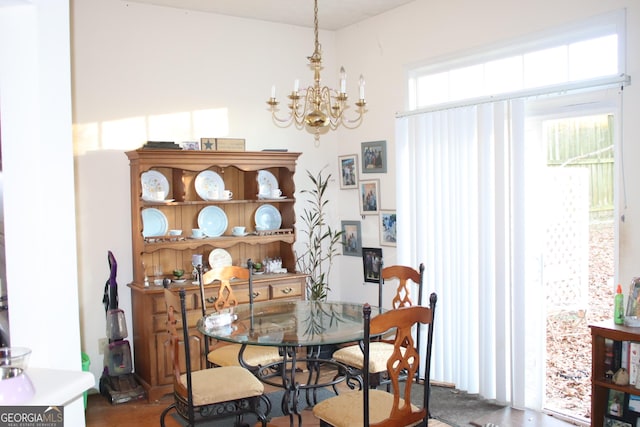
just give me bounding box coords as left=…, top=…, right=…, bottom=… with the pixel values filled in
left=545, top=115, right=614, bottom=218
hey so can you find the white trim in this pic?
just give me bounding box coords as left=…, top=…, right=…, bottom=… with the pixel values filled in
left=397, top=74, right=630, bottom=118
left=405, top=9, right=627, bottom=113
left=406, top=9, right=626, bottom=79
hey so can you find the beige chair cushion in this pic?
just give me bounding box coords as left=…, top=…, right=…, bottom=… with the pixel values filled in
left=333, top=342, right=404, bottom=373
left=179, top=365, right=264, bottom=406
left=313, top=389, right=432, bottom=427
left=207, top=343, right=282, bottom=367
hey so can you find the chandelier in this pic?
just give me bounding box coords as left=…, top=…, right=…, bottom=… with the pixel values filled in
left=266, top=0, right=367, bottom=142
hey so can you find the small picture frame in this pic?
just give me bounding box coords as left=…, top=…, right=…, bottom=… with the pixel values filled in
left=630, top=394, right=640, bottom=413
left=626, top=277, right=640, bottom=318
left=379, top=210, right=397, bottom=247
left=200, top=138, right=216, bottom=150
left=359, top=179, right=380, bottom=215
left=338, top=154, right=359, bottom=189
left=361, top=140, right=387, bottom=174
left=604, top=417, right=632, bottom=427
left=607, top=389, right=625, bottom=418
left=181, top=141, right=200, bottom=150
left=341, top=221, right=362, bottom=257
left=362, top=247, right=383, bottom=283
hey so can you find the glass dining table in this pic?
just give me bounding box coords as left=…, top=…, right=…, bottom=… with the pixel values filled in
left=196, top=299, right=385, bottom=426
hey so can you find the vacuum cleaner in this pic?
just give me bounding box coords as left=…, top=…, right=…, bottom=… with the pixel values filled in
left=99, top=250, right=146, bottom=404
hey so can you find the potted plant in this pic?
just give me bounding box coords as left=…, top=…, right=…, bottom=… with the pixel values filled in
left=296, top=168, right=344, bottom=301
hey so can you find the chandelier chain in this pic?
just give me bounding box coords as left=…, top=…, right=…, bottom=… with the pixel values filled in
left=313, top=0, right=320, bottom=55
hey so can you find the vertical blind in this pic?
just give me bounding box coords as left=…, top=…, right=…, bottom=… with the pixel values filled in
left=396, top=85, right=623, bottom=409
left=396, top=101, right=522, bottom=405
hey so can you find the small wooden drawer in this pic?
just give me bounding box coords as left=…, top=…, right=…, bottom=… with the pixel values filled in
left=236, top=285, right=270, bottom=304
left=157, top=288, right=200, bottom=313
left=270, top=281, right=303, bottom=299
left=153, top=305, right=204, bottom=332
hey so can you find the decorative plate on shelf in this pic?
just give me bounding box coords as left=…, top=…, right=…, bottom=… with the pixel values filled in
left=197, top=206, right=228, bottom=237
left=208, top=248, right=232, bottom=270
left=257, top=170, right=278, bottom=198
left=195, top=170, right=225, bottom=201
left=254, top=204, right=282, bottom=231
left=141, top=208, right=168, bottom=237
left=141, top=170, right=170, bottom=201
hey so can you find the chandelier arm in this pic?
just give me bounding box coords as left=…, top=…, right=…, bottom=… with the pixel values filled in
left=337, top=110, right=367, bottom=129
left=268, top=103, right=295, bottom=124
left=271, top=117, right=306, bottom=130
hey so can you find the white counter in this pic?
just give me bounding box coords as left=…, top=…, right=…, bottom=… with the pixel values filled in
left=24, top=367, right=94, bottom=406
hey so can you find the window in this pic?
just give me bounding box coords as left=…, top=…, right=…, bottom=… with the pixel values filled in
left=407, top=10, right=625, bottom=110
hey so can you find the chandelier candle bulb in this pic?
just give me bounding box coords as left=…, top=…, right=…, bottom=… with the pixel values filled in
left=359, top=75, right=365, bottom=99
left=271, top=85, right=276, bottom=98
left=294, top=79, right=299, bottom=92
left=340, top=67, right=346, bottom=93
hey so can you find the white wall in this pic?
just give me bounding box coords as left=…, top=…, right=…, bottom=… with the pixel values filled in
left=72, top=0, right=340, bottom=389
left=331, top=0, right=640, bottom=306
left=0, top=0, right=86, bottom=423
left=72, top=0, right=640, bottom=397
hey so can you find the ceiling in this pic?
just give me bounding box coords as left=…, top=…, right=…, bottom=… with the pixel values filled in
left=124, top=0, right=417, bottom=30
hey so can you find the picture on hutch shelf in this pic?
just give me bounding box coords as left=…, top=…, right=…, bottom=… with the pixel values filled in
left=181, top=141, right=200, bottom=150
left=603, top=417, right=631, bottom=427
left=608, top=389, right=625, bottom=418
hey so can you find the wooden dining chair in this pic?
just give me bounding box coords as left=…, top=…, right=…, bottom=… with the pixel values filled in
left=159, top=287, right=271, bottom=427
left=313, top=293, right=438, bottom=426
left=199, top=264, right=282, bottom=370
left=332, top=263, right=425, bottom=388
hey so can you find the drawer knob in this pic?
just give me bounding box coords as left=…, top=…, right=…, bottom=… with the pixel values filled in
left=252, top=292, right=261, bottom=298
left=206, top=296, right=218, bottom=304
left=280, top=287, right=293, bottom=294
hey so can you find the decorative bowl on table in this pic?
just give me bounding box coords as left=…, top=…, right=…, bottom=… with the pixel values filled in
left=204, top=313, right=237, bottom=329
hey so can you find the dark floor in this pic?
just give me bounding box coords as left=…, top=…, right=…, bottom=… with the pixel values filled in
left=86, top=375, right=585, bottom=427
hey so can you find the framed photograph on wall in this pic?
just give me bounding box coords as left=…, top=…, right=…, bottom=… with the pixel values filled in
left=361, top=140, right=387, bottom=174
left=362, top=247, right=383, bottom=283
left=359, top=179, right=380, bottom=215
left=341, top=220, right=362, bottom=257
left=379, top=210, right=397, bottom=247
left=338, top=154, right=359, bottom=189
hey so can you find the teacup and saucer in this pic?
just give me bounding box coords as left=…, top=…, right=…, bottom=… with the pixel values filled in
left=232, top=226, right=246, bottom=236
